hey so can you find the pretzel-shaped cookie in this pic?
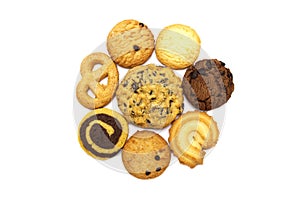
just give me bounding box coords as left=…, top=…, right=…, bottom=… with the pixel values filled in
left=76, top=52, right=119, bottom=109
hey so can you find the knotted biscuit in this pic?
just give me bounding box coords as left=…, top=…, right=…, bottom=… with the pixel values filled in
left=76, top=52, right=119, bottom=109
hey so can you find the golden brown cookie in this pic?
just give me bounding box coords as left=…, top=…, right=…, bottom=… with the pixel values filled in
left=107, top=19, right=155, bottom=68
left=122, top=131, right=171, bottom=179
left=168, top=111, right=219, bottom=168
left=116, top=64, right=183, bottom=129
left=78, top=108, right=128, bottom=160
left=155, top=24, right=201, bottom=69
left=76, top=52, right=119, bottom=109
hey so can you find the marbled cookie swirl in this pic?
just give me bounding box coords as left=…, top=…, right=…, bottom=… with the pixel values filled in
left=78, top=108, right=128, bottom=160
left=116, top=64, right=183, bottom=129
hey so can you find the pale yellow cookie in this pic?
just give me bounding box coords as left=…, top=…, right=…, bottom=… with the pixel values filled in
left=107, top=19, right=155, bottom=68
left=155, top=24, right=201, bottom=69
left=168, top=111, right=219, bottom=168
left=76, top=52, right=119, bottom=109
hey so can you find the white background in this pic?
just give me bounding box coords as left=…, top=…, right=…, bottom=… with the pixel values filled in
left=1, top=0, right=299, bottom=199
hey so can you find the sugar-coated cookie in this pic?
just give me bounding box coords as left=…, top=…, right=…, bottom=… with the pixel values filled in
left=122, top=131, right=171, bottom=179
left=168, top=111, right=219, bottom=168
left=155, top=24, right=201, bottom=69
left=78, top=108, right=128, bottom=160
left=182, top=59, right=234, bottom=111
left=107, top=19, right=155, bottom=68
left=116, top=64, right=183, bottom=129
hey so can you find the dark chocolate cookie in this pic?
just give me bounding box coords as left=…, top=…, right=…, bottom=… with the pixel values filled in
left=182, top=59, right=234, bottom=111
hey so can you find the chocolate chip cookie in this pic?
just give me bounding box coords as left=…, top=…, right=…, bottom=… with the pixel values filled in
left=122, top=131, right=171, bottom=179
left=116, top=64, right=183, bottom=129
left=182, top=59, right=234, bottom=111
left=107, top=19, right=155, bottom=68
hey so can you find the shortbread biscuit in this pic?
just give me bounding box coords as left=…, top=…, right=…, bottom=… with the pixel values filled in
left=76, top=52, right=119, bottom=109
left=155, top=24, right=201, bottom=69
left=107, top=19, right=155, bottom=68
left=116, top=64, right=183, bottom=129
left=168, top=111, right=219, bottom=168
left=122, top=131, right=171, bottom=179
left=78, top=108, right=129, bottom=160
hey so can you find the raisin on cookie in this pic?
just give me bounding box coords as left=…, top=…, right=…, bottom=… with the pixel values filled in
left=122, top=131, right=171, bottom=179
left=107, top=19, right=155, bottom=68
left=116, top=64, right=183, bottom=129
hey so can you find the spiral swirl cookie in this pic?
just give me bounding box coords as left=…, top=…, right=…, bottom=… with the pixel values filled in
left=116, top=64, right=183, bottom=129
left=78, top=108, right=129, bottom=160
left=182, top=59, right=234, bottom=111
left=122, top=131, right=171, bottom=179
left=168, top=111, right=219, bottom=168
left=107, top=19, right=155, bottom=68
left=155, top=24, right=201, bottom=69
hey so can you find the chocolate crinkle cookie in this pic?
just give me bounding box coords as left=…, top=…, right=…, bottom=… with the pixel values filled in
left=182, top=59, right=234, bottom=111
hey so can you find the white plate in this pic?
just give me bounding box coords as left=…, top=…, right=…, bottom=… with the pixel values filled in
left=73, top=28, right=226, bottom=173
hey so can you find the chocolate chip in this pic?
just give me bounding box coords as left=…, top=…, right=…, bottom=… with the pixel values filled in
left=139, top=22, right=144, bottom=27
left=159, top=73, right=166, bottom=77
left=169, top=99, right=174, bottom=105
left=198, top=68, right=206, bottom=75
left=190, top=70, right=198, bottom=79
left=149, top=90, right=153, bottom=95
left=131, top=82, right=138, bottom=91
left=123, top=103, right=127, bottom=107
left=151, top=97, right=156, bottom=101
left=227, top=72, right=233, bottom=79
left=205, top=60, right=213, bottom=69
left=155, top=155, right=160, bottom=161
left=146, top=119, right=151, bottom=124
left=131, top=111, right=135, bottom=116
left=145, top=171, right=151, bottom=176
left=122, top=80, right=128, bottom=87
left=156, top=167, right=161, bottom=172
left=220, top=61, right=226, bottom=66
left=133, top=45, right=140, bottom=51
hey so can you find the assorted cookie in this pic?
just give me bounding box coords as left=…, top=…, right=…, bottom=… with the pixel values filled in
left=116, top=64, right=183, bottom=129
left=122, top=131, right=171, bottom=179
left=76, top=52, right=119, bottom=109
left=107, top=19, right=155, bottom=68
left=76, top=19, right=234, bottom=179
left=78, top=108, right=129, bottom=160
left=182, top=59, right=234, bottom=111
left=156, top=24, right=201, bottom=69
left=168, top=111, right=219, bottom=168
